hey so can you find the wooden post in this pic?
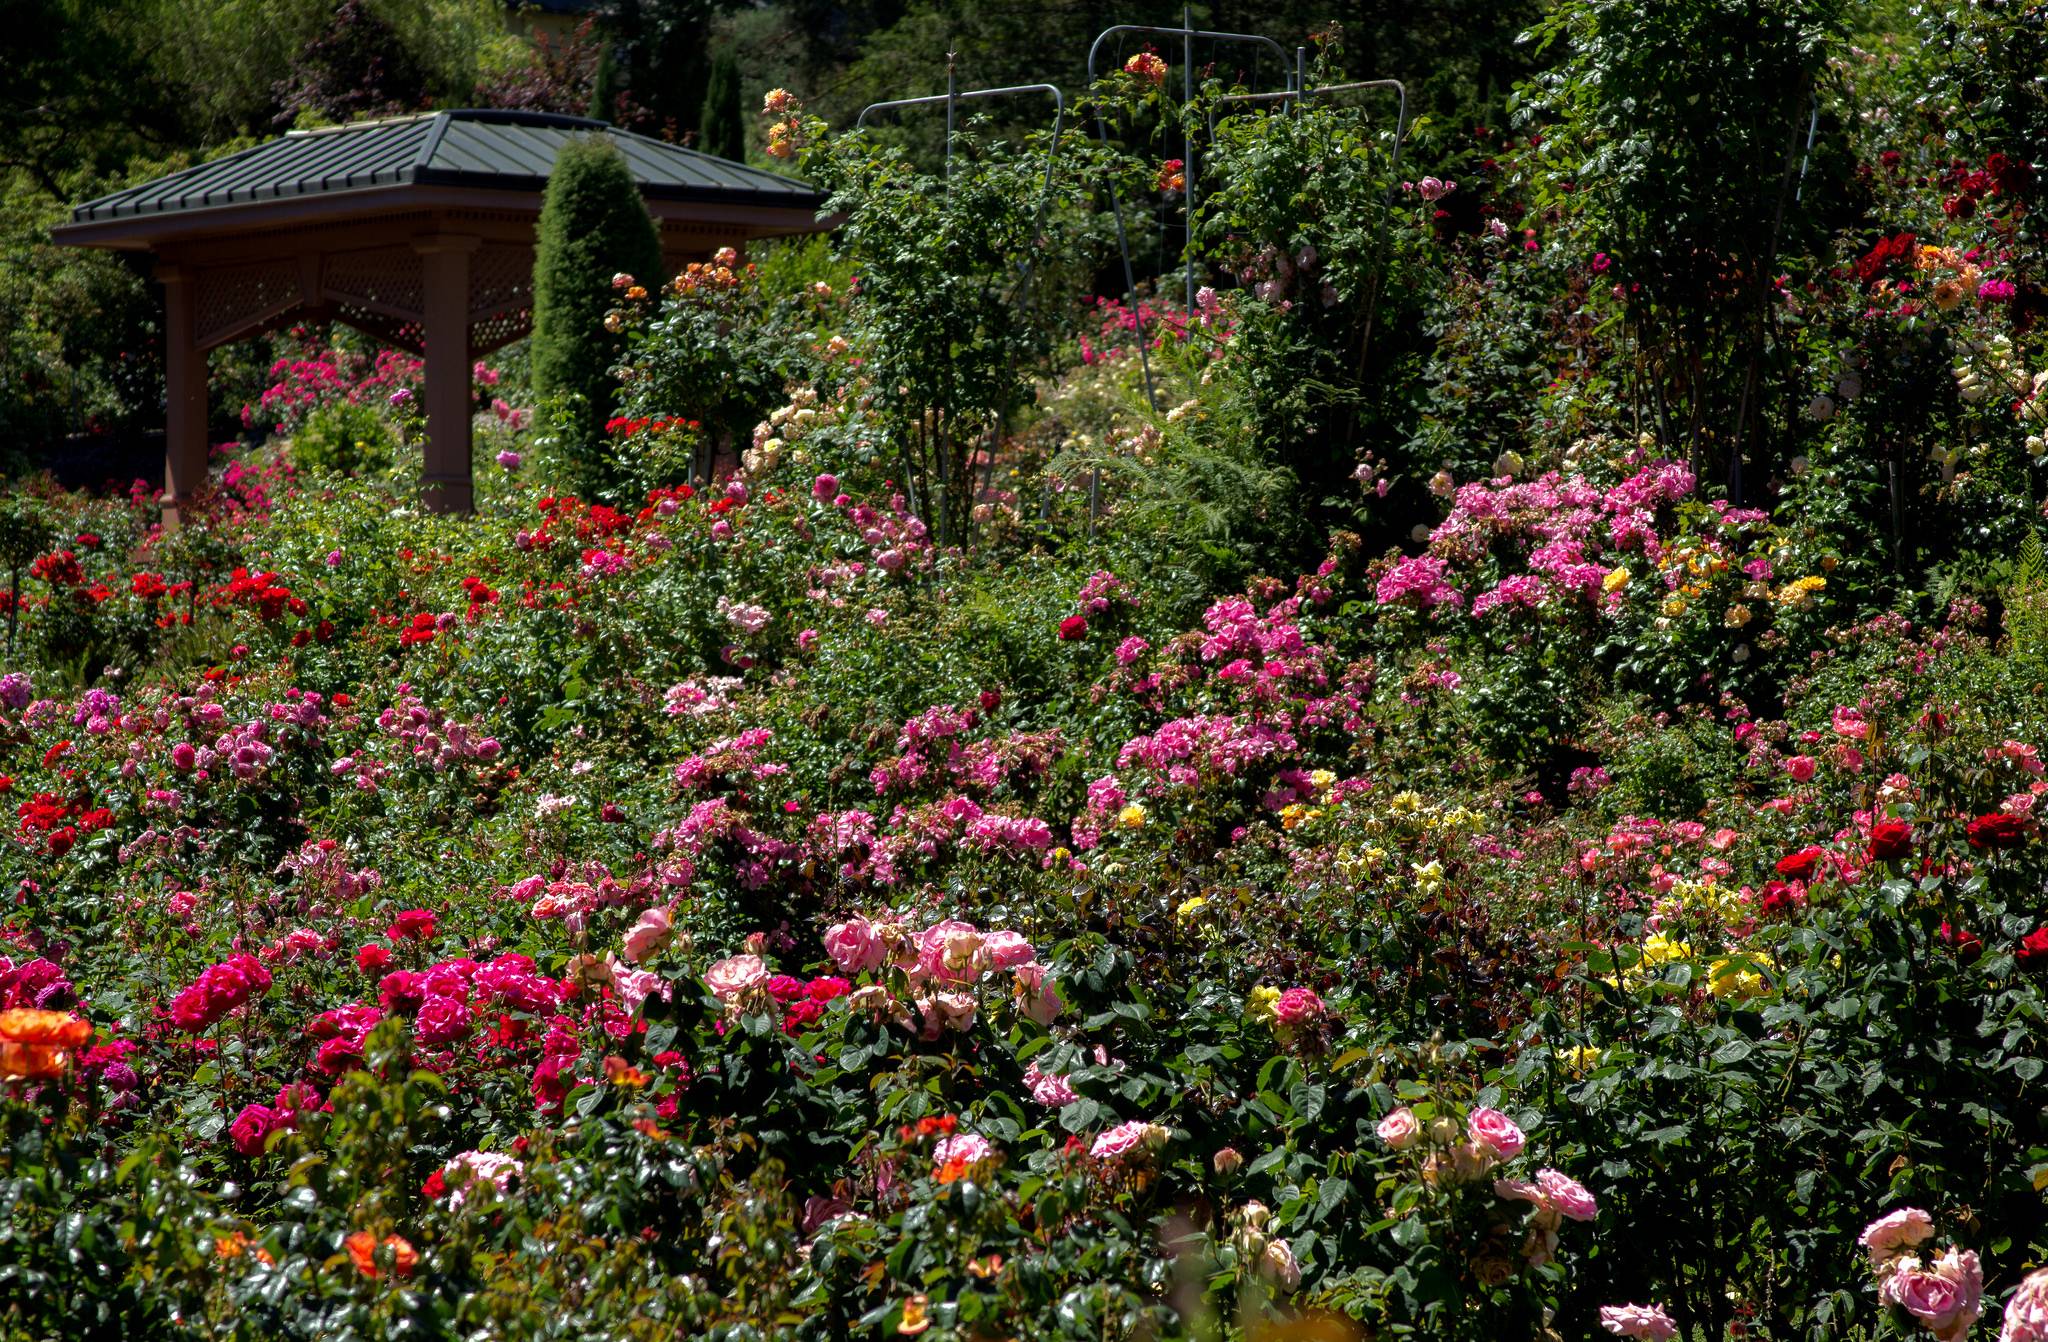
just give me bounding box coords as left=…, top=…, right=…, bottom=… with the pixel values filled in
left=414, top=233, right=481, bottom=513
left=157, top=263, right=209, bottom=528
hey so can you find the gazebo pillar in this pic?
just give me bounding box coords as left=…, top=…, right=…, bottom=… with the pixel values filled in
left=157, top=264, right=210, bottom=528
left=414, top=233, right=481, bottom=513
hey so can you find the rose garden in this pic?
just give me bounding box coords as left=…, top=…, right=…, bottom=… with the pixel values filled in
left=1, top=2, right=2046, bottom=1339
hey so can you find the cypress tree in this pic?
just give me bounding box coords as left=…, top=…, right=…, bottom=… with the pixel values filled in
left=699, top=49, right=743, bottom=160
left=531, top=134, right=664, bottom=457
left=588, top=43, right=621, bottom=123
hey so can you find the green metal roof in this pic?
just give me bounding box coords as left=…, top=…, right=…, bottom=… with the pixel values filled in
left=69, top=109, right=822, bottom=223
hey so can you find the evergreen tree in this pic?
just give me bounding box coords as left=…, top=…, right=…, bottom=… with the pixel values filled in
left=699, top=49, right=744, bottom=160
left=588, top=42, right=622, bottom=122
left=530, top=134, right=664, bottom=460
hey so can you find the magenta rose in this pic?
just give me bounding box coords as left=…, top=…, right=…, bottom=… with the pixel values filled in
left=1467, top=1106, right=1525, bottom=1159
left=229, top=1103, right=286, bottom=1157
left=1272, top=987, right=1327, bottom=1026
left=415, top=995, right=473, bottom=1046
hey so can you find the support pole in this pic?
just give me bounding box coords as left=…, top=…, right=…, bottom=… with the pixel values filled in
left=414, top=233, right=481, bottom=514
left=157, top=263, right=209, bottom=529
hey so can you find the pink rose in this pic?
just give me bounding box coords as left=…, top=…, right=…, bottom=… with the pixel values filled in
left=1884, top=1248, right=1983, bottom=1342
left=1494, top=1176, right=1543, bottom=1204
left=1272, top=986, right=1326, bottom=1026
left=622, top=906, right=674, bottom=964
left=1090, top=1120, right=1162, bottom=1160
left=1536, top=1167, right=1598, bottom=1222
left=705, top=953, right=767, bottom=1001
left=981, top=930, right=1036, bottom=969
left=1599, top=1304, right=1677, bottom=1340
left=2001, top=1266, right=2048, bottom=1342
left=1013, top=961, right=1063, bottom=1024
left=1467, top=1106, right=1525, bottom=1159
left=1376, top=1106, right=1421, bottom=1150
left=932, top=1134, right=993, bottom=1172
left=1785, top=754, right=1818, bottom=783
left=823, top=917, right=886, bottom=974
left=916, top=919, right=980, bottom=984
left=1860, top=1207, right=1935, bottom=1264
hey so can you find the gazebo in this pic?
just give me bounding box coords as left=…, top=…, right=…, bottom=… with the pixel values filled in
left=52, top=109, right=828, bottom=519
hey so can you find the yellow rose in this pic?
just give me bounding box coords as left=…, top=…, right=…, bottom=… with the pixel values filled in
left=1117, top=803, right=1147, bottom=830
left=1603, top=567, right=1631, bottom=594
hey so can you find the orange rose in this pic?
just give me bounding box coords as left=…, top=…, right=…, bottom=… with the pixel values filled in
left=0, top=1009, right=92, bottom=1081
left=344, top=1231, right=419, bottom=1280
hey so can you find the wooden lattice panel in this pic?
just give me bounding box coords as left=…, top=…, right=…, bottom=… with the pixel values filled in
left=195, top=259, right=303, bottom=349
left=322, top=246, right=425, bottom=325
left=332, top=303, right=425, bottom=355
left=468, top=244, right=534, bottom=354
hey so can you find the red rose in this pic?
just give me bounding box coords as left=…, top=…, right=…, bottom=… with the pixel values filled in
left=386, top=909, right=437, bottom=941
left=1775, top=845, right=1827, bottom=882
left=1938, top=921, right=1983, bottom=961
left=1967, top=813, right=2028, bottom=849
left=2018, top=927, right=2048, bottom=967
left=1867, top=820, right=1914, bottom=862
left=1058, top=614, right=1089, bottom=641
left=356, top=944, right=392, bottom=974
left=422, top=1168, right=447, bottom=1200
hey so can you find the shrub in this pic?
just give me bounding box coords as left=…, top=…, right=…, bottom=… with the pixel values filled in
left=287, top=399, right=398, bottom=477
left=530, top=134, right=663, bottom=466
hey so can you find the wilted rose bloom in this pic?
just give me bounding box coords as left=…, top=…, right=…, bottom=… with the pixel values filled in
left=705, top=954, right=768, bottom=1000
left=622, top=907, right=674, bottom=963
left=1467, top=1106, right=1525, bottom=1159
left=1213, top=1146, right=1244, bottom=1174
left=1882, top=1247, right=1983, bottom=1342
left=921, top=992, right=976, bottom=1034
left=2001, top=1266, right=2048, bottom=1342
left=1013, top=961, right=1063, bottom=1024
left=1599, top=1304, right=1677, bottom=1340
left=1376, top=1106, right=1420, bottom=1149
left=1261, top=1238, right=1302, bottom=1290
left=1859, top=1207, right=1935, bottom=1264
